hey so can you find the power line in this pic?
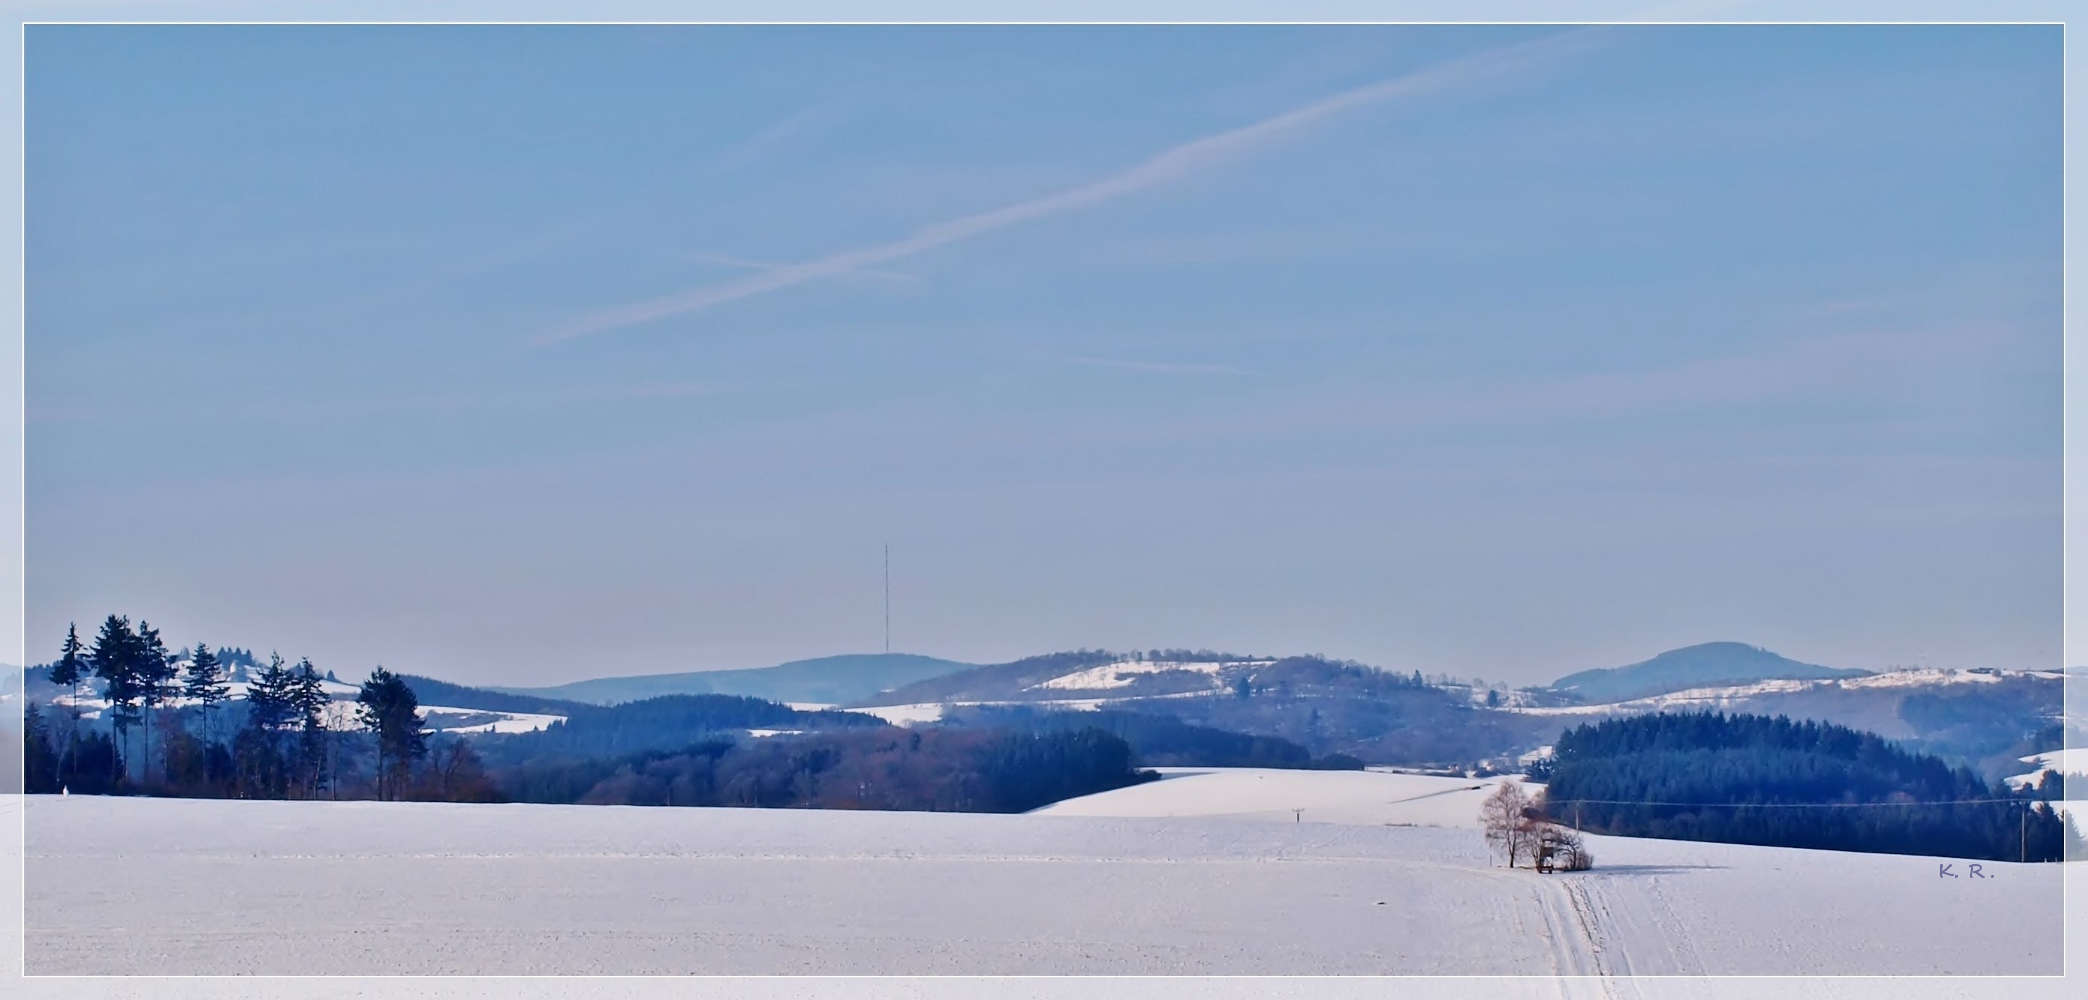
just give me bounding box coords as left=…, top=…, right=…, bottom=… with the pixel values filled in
left=1540, top=797, right=2046, bottom=809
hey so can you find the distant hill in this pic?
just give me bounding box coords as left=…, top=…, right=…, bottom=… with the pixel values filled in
left=858, top=650, right=1128, bottom=706
left=397, top=675, right=593, bottom=716
left=1548, top=642, right=1869, bottom=704
left=493, top=653, right=980, bottom=707
left=858, top=650, right=1554, bottom=767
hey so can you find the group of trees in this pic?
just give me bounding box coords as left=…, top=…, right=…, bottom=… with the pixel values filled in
left=25, top=616, right=486, bottom=803
left=1540, top=712, right=2080, bottom=862
left=1480, top=780, right=1592, bottom=871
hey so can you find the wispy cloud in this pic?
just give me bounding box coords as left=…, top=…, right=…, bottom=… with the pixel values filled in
left=704, top=104, right=834, bottom=178
left=687, top=253, right=921, bottom=286
left=537, top=29, right=1602, bottom=346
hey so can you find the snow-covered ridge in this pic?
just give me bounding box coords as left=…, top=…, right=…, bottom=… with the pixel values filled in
left=1025, top=658, right=1273, bottom=693
left=1509, top=667, right=2055, bottom=716
left=45, top=678, right=564, bottom=735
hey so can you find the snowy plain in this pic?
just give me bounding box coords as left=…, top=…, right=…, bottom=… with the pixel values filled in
left=1034, top=766, right=1518, bottom=827
left=23, top=767, right=2065, bottom=978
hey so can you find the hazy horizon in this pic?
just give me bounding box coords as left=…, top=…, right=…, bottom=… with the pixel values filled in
left=27, top=25, right=2059, bottom=688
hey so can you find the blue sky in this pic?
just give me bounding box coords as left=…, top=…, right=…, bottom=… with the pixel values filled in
left=26, top=25, right=2059, bottom=686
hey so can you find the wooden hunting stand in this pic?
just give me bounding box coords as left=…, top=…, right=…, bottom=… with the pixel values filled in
left=1534, top=828, right=1561, bottom=874
left=1534, top=826, right=1586, bottom=874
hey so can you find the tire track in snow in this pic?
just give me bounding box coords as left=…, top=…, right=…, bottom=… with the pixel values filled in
left=1554, top=876, right=1610, bottom=977
left=1470, top=866, right=1603, bottom=978
left=1641, top=872, right=1706, bottom=974
left=1556, top=868, right=1706, bottom=976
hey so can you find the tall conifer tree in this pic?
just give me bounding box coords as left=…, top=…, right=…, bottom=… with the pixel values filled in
left=240, top=653, right=299, bottom=796
left=88, top=615, right=141, bottom=785
left=291, top=659, right=329, bottom=797
left=357, top=667, right=426, bottom=801
left=133, top=621, right=176, bottom=783
left=48, top=623, right=87, bottom=785
left=182, top=644, right=230, bottom=751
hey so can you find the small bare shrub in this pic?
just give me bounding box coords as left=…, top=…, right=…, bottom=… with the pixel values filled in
left=1547, top=825, right=1593, bottom=871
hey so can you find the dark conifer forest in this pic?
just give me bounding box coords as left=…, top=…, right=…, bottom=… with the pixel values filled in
left=1541, top=712, right=2079, bottom=862
left=495, top=727, right=1156, bottom=811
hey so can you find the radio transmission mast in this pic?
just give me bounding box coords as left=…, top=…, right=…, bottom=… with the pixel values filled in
left=883, top=543, right=891, bottom=654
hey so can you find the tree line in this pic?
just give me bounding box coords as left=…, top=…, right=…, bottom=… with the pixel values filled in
left=23, top=614, right=496, bottom=803
left=1538, top=711, right=2080, bottom=862
left=493, top=726, right=1156, bottom=812
left=944, top=704, right=1365, bottom=770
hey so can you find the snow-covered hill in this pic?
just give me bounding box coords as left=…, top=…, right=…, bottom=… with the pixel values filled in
left=1510, top=666, right=2056, bottom=717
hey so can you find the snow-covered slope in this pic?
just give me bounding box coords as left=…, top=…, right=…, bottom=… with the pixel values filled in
left=2003, top=748, right=2088, bottom=792
left=1024, top=658, right=1272, bottom=694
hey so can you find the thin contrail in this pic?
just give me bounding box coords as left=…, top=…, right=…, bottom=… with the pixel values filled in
left=538, top=29, right=1602, bottom=346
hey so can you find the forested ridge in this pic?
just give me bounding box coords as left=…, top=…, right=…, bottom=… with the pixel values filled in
left=943, top=705, right=1364, bottom=769
left=23, top=614, right=1155, bottom=815
left=471, top=693, right=884, bottom=767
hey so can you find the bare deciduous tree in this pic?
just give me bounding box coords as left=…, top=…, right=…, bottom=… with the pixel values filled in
left=1480, top=780, right=1537, bottom=867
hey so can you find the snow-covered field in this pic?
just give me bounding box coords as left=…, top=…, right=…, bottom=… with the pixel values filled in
left=2017, top=748, right=2088, bottom=776
left=849, top=701, right=951, bottom=725
left=25, top=772, right=2064, bottom=976
left=2006, top=748, right=2087, bottom=792
left=1035, top=767, right=1519, bottom=827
